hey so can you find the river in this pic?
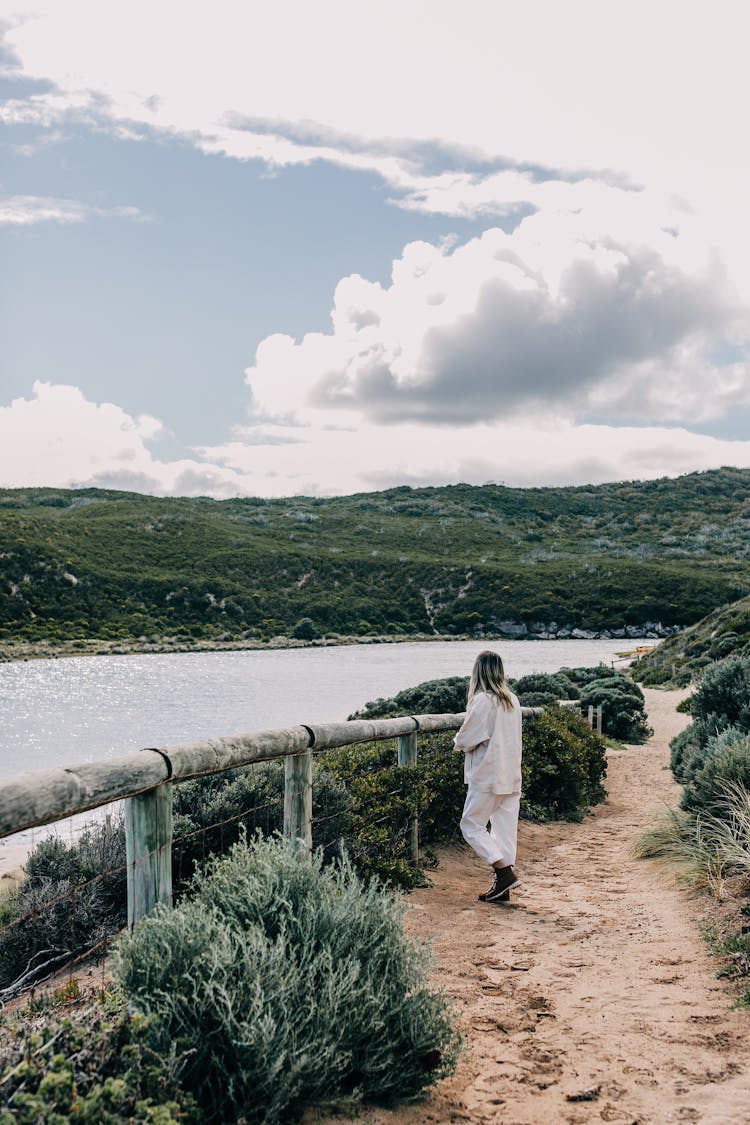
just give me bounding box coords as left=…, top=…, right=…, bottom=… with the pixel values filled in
left=0, top=638, right=640, bottom=780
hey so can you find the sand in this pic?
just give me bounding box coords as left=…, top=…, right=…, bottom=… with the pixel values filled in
left=329, top=689, right=750, bottom=1125
left=0, top=838, right=31, bottom=885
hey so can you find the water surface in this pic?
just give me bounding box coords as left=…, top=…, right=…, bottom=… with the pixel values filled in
left=0, top=638, right=637, bottom=779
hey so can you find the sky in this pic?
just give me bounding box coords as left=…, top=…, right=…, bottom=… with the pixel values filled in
left=1, top=0, right=750, bottom=499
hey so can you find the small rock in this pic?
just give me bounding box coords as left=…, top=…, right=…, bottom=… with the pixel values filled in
left=565, top=1084, right=601, bottom=1102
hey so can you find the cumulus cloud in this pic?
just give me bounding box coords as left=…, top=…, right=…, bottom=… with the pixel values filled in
left=5, top=381, right=750, bottom=501
left=0, top=383, right=244, bottom=496
left=245, top=217, right=750, bottom=429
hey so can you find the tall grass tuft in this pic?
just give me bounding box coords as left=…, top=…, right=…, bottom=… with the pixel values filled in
left=636, top=781, right=750, bottom=897
left=113, top=835, right=460, bottom=1124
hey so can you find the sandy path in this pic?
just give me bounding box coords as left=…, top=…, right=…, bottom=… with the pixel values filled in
left=353, top=689, right=750, bottom=1125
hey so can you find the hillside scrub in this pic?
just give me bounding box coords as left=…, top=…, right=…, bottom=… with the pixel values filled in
left=635, top=594, right=750, bottom=687
left=113, top=837, right=460, bottom=1125
left=2, top=469, right=750, bottom=646
left=0, top=986, right=200, bottom=1123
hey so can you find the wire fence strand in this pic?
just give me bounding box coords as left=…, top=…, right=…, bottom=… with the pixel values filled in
left=0, top=783, right=291, bottom=1004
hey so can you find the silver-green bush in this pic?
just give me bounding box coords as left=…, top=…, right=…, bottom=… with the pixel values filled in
left=682, top=733, right=750, bottom=814
left=113, top=836, right=459, bottom=1124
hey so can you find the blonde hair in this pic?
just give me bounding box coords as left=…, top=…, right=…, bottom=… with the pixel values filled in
left=468, top=650, right=514, bottom=711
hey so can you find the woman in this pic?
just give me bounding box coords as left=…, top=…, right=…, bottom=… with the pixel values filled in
left=454, top=650, right=522, bottom=904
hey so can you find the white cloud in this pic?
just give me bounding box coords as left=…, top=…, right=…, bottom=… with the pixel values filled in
left=200, top=417, right=750, bottom=496
left=0, top=383, right=244, bottom=496
left=4, top=1, right=750, bottom=292
left=5, top=1, right=744, bottom=178
left=245, top=219, right=750, bottom=429
left=5, top=381, right=750, bottom=501
left=0, top=193, right=150, bottom=225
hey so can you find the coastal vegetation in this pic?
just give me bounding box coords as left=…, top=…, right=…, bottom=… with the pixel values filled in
left=637, top=654, right=750, bottom=1000
left=0, top=986, right=200, bottom=1123
left=635, top=593, right=750, bottom=687
left=2, top=467, right=750, bottom=649
left=0, top=839, right=459, bottom=1125
left=114, top=837, right=460, bottom=1124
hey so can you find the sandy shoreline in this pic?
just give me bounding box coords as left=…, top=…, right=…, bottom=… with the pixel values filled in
left=0, top=631, right=654, bottom=665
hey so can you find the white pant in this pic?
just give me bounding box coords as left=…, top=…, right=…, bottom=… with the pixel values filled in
left=460, top=789, right=520, bottom=867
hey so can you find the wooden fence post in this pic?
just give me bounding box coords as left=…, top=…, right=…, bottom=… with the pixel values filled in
left=587, top=704, right=594, bottom=728
left=595, top=705, right=603, bottom=736
left=124, top=784, right=173, bottom=927
left=397, top=730, right=419, bottom=868
left=284, top=748, right=313, bottom=856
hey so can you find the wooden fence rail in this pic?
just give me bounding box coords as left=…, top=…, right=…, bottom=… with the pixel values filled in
left=0, top=708, right=541, bottom=927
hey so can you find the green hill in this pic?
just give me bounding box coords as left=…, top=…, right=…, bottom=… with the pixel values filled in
left=1, top=467, right=750, bottom=650
left=634, top=594, right=750, bottom=686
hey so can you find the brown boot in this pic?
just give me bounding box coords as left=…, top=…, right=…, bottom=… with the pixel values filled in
left=478, top=887, right=510, bottom=903
left=479, top=865, right=520, bottom=903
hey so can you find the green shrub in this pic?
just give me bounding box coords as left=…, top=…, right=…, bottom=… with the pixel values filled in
left=291, top=617, right=317, bottom=640
left=670, top=724, right=702, bottom=780
left=578, top=677, right=652, bottom=743
left=113, top=837, right=460, bottom=1125
left=513, top=671, right=580, bottom=700
left=0, top=818, right=126, bottom=995
left=521, top=707, right=607, bottom=822
left=676, top=725, right=748, bottom=789
left=561, top=664, right=622, bottom=686
left=668, top=655, right=750, bottom=794
left=322, top=732, right=467, bottom=887
left=691, top=654, right=750, bottom=735
left=514, top=690, right=560, bottom=707
left=0, top=990, right=199, bottom=1123
left=350, top=676, right=469, bottom=720
left=682, top=733, right=750, bottom=815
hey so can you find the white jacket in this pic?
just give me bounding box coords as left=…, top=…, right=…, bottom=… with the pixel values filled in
left=453, top=690, right=522, bottom=795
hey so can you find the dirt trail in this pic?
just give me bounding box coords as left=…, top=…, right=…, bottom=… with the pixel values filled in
left=361, top=690, right=750, bottom=1125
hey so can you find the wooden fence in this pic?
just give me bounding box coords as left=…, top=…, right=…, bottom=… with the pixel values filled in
left=0, top=708, right=544, bottom=928
left=0, top=712, right=512, bottom=924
